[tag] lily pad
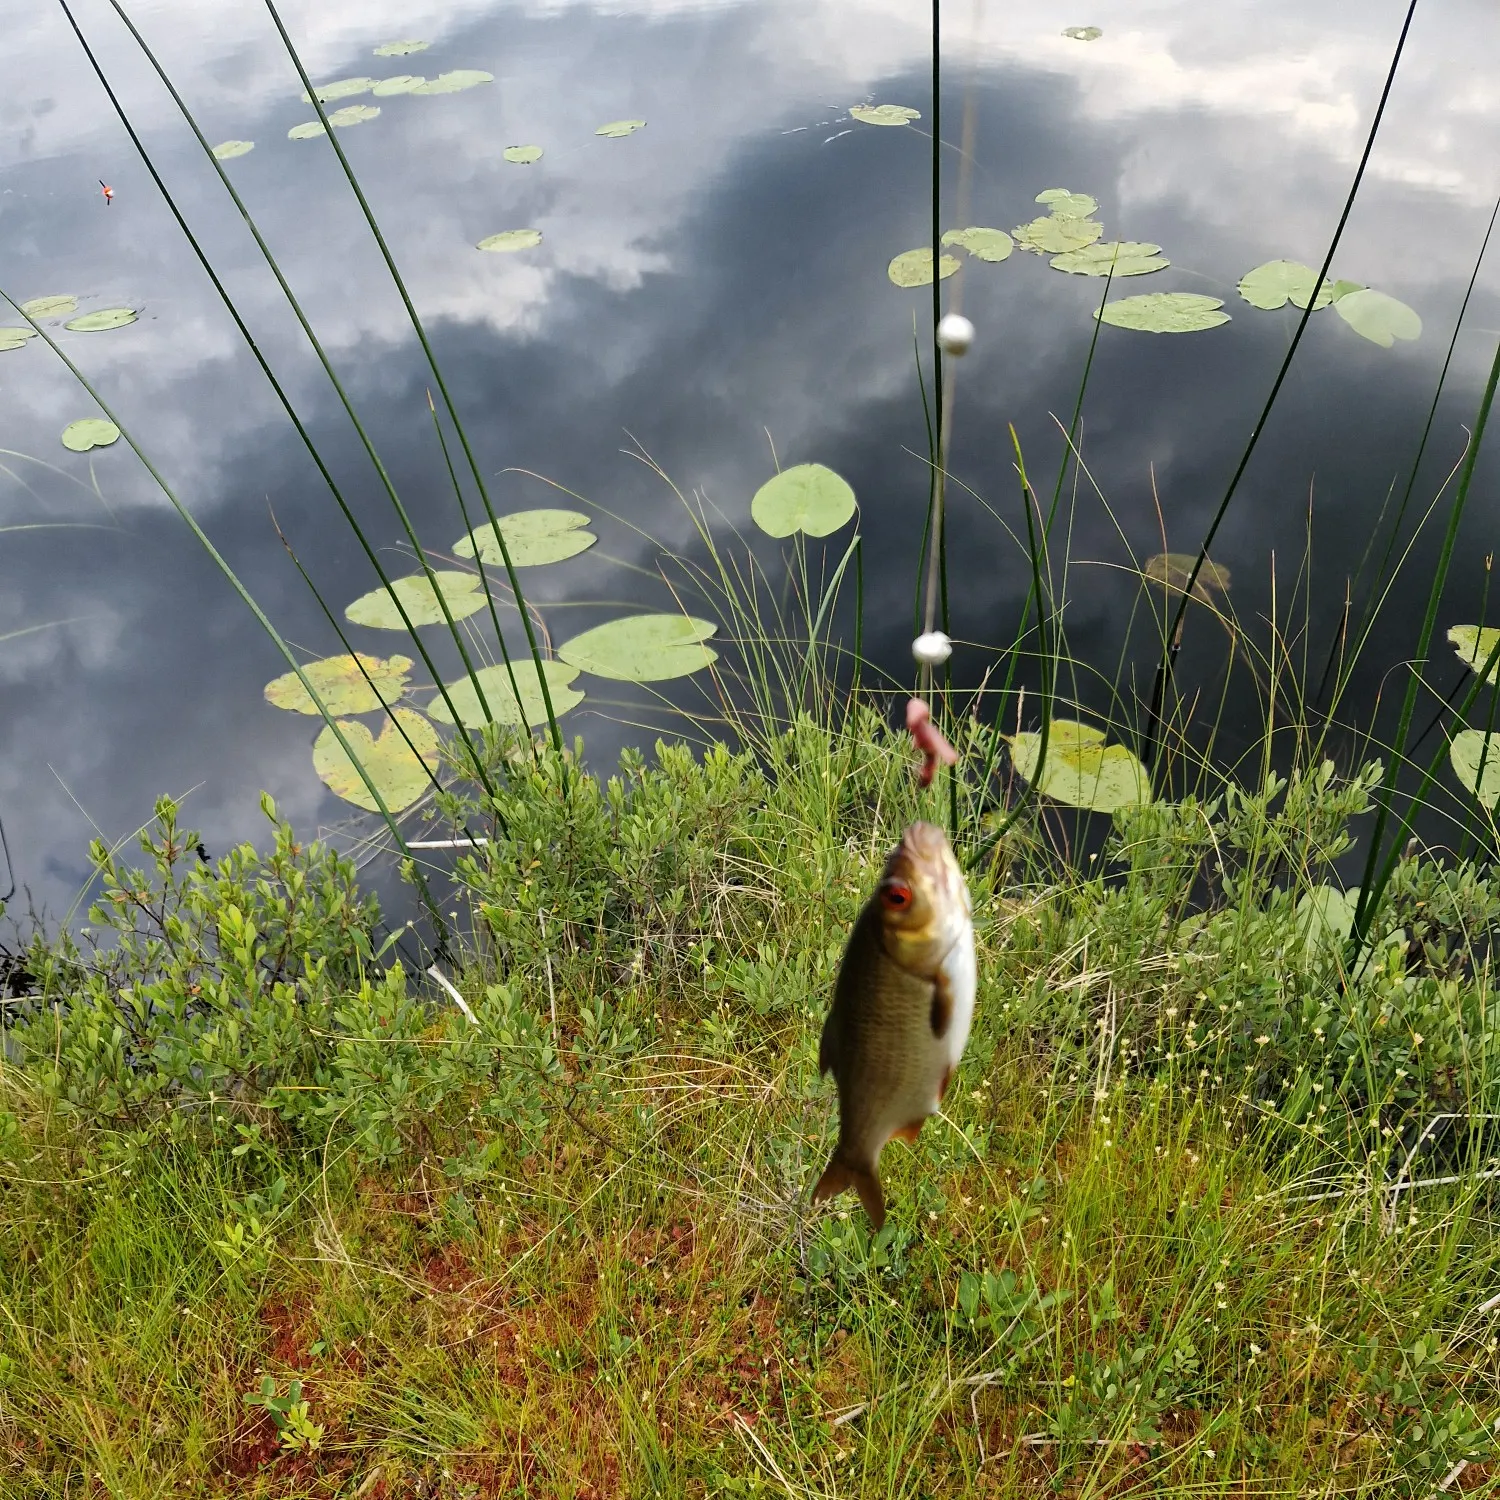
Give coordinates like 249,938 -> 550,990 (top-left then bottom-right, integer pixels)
477,229 -> 543,253
503,144 -> 544,164
1334,288 -> 1421,348
1143,553 -> 1231,603
887,248 -> 959,287
20,295 -> 77,319
425,660 -> 585,730
60,419 -> 120,453
301,77 -> 375,103
1448,624 -> 1500,685
455,509 -> 596,567
289,121 -> 328,140
1036,188 -> 1098,220
1097,292 -> 1229,333
328,104 -> 380,127
64,307 -> 138,332
372,75 -> 426,96
1062,26 -> 1102,40
313,708 -> 440,813
1297,884 -> 1359,955
560,614 -> 718,682
850,104 -> 920,126
1451,728 -> 1500,810
751,463 -> 856,538
941,227 -> 1013,263
1009,719 -> 1151,812
0,327 -> 39,351
264,652 -> 414,715
345,571 -> 488,629
212,139 -> 255,160
374,39 -> 429,56
1237,259 -> 1333,311
413,70 -> 493,94
1012,215 -> 1103,255
1051,240 -> 1168,277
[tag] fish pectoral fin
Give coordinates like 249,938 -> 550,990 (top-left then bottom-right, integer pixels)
930,972 -> 952,1039
811,1154 -> 886,1231
890,1119 -> 925,1144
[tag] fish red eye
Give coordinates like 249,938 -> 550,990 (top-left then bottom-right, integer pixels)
881,882 -> 912,911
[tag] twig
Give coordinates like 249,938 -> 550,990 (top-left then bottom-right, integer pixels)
408,837 -> 491,849
426,963 -> 478,1027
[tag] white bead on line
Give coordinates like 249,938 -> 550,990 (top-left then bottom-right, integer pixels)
935,314 -> 975,357
911,631 -> 952,666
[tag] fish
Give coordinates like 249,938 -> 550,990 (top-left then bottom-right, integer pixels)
812,820 -> 976,1230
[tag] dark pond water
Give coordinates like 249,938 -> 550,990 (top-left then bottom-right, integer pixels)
4,0 -> 1500,921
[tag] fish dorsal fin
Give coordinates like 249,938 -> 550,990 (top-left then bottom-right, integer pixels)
930,972 -> 952,1039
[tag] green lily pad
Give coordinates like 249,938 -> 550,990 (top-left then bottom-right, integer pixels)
413,70 -> 494,94
425,660 -> 585,730
1237,259 -> 1333,311
20,295 -> 77,319
595,118 -> 646,137
288,121 -> 327,140
345,571 -> 488,629
560,614 -> 718,682
372,75 -> 426,96
478,229 -> 543,253
1334,288 -> 1421,348
503,144 -> 544,164
212,139 -> 255,160
64,308 -> 137,332
374,39 -> 429,56
1062,26 -> 1102,40
887,248 -> 959,287
1448,624 -> 1500,685
1143,553 -> 1231,603
850,104 -> 920,126
328,104 -> 380,127
1009,719 -> 1151,812
1051,240 -> 1168,277
264,653 -> 414,715
1296,884 -> 1359,955
313,708 -> 440,814
1036,188 -> 1098,219
455,509 -> 596,567
751,463 -> 856,538
301,77 -> 375,103
1097,292 -> 1229,333
60,419 -> 120,453
0,327 -> 39,351
941,227 -> 1013,263
1331,279 -> 1364,300
1012,215 -> 1104,255
1451,728 -> 1500,810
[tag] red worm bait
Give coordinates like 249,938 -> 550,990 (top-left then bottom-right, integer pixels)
906,697 -> 958,788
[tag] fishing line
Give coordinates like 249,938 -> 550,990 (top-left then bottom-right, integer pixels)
0,805 -> 14,905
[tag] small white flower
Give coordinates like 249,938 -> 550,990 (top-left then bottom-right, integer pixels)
935,313 -> 975,356
912,630 -> 953,666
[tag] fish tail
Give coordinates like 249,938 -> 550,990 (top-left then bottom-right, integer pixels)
811,1151 -> 886,1231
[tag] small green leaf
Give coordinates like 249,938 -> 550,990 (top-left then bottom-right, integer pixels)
560,614 -> 718,682
64,308 -> 137,332
327,104 -> 380,127
288,121 -> 327,140
345,572 -> 487,629
0,327 -> 39,351
751,463 -> 856,538
1096,292 -> 1229,333
1035,188 -> 1098,219
372,75 -> 426,96
1451,729 -> 1500,810
20,295 -> 77,319
454,509 -> 595,567
1448,624 -> 1500,685
264,653 -> 414,715
1051,240 -> 1168,277
503,145 -> 544,164
1012,216 -> 1103,255
594,118 -> 646,137
477,229 -> 542,253
313,709 -> 439,813
374,39 -> 429,56
1009,720 -> 1151,812
413,70 -> 494,94
425,660 -> 585,729
941,227 -> 1013,263
850,104 -> 920,126
212,139 -> 255,160
1143,553 -> 1231,602
1062,26 -> 1102,40
60,419 -> 120,453
1334,288 -> 1421,348
887,248 -> 959,287
1236,259 -> 1333,311
301,77 -> 375,103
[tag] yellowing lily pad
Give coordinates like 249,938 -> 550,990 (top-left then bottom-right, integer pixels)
413,70 -> 494,94
455,509 -> 596,567
560,614 -> 718,682
60,419 -> 119,453
425,660 -> 585,729
1451,728 -> 1500,810
850,104 -> 920,125
478,229 -> 542,252
888,248 -> 959,287
1052,240 -> 1168,277
595,119 -> 646,137
264,653 -> 414,715
1448,624 -> 1500,685
1036,188 -> 1098,220
20,295 -> 77,319
64,308 -> 137,332
289,121 -> 327,140
941,227 -> 1013,262
503,145 -> 543,164
751,463 -> 856,538
328,104 -> 380,127
1334,288 -> 1421,347
1062,26 -> 1102,40
301,77 -> 375,103
372,75 -> 426,96
346,571 -> 488,629
0,327 -> 39,351
1013,215 -> 1103,255
1009,719 -> 1151,812
314,709 -> 440,813
374,39 -> 429,56
1143,553 -> 1231,603
212,139 -> 255,160
1097,292 -> 1229,333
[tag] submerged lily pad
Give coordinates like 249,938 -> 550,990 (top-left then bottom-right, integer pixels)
264,652 -> 414,715
60,419 -> 120,453
941,227 -> 1013,263
455,509 -> 596,567
289,121 -> 328,140
1237,259 -> 1333,311
314,708 -> 439,813
1451,728 -> 1500,811
752,463 -> 856,538
1013,215 -> 1103,255
560,614 -> 718,682
1334,288 -> 1421,347
301,77 -> 375,103
345,571 -> 488,629
850,104 -> 920,126
887,248 -> 959,287
595,118 -> 646,137
1036,188 -> 1098,219
1448,624 -> 1500,685
0,327 -> 39,351
372,75 -> 426,96
212,139 -> 255,160
1097,292 -> 1229,333
328,104 -> 380,127
1143,553 -> 1231,603
1051,240 -> 1168,277
425,660 -> 585,730
477,229 -> 542,253
1009,719 -> 1151,812
503,144 -> 544,164
64,308 -> 137,332
20,295 -> 77,319
1062,26 -> 1102,40
374,39 -> 429,56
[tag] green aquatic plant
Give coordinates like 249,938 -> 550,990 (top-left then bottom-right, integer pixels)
750,463 -> 856,538
594,118 -> 646,136
476,228 -> 542,252
59,418 -> 119,452
887,247 -> 958,286
1096,291 -> 1229,332
850,103 -> 920,125
63,307 -> 136,331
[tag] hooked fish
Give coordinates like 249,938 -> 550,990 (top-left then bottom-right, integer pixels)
812,820 -> 976,1229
